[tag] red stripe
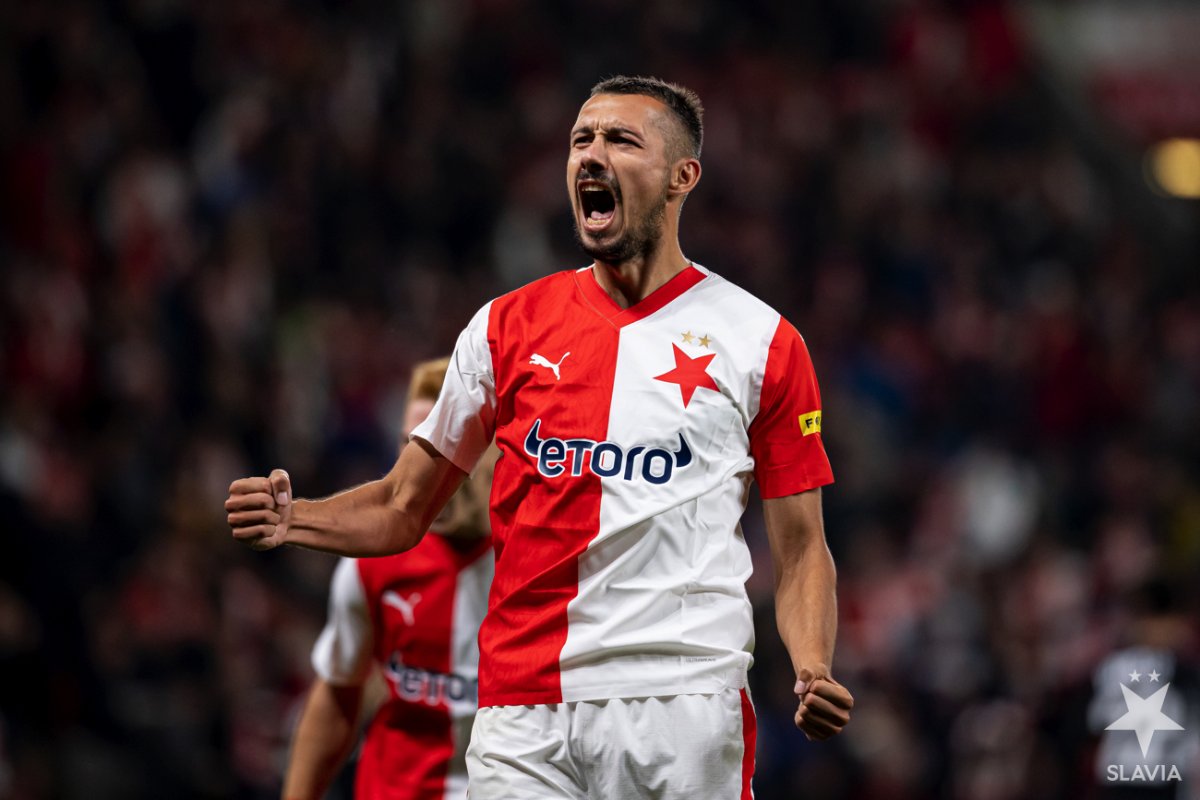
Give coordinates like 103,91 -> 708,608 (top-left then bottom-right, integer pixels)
740,689 -> 757,800
478,272 -> 618,706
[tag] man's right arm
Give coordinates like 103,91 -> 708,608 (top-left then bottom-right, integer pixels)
281,678 -> 364,800
226,437 -> 467,556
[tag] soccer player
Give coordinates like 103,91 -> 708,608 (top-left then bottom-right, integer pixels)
228,75 -> 854,798
281,358 -> 495,800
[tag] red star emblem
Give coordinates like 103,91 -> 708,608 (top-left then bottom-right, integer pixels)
654,344 -> 719,408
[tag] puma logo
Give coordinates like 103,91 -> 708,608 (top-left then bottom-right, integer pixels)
529,352 -> 570,381
382,591 -> 422,626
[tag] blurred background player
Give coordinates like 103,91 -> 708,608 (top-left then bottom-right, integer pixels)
282,358 -> 496,800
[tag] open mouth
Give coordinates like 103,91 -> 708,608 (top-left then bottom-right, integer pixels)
579,182 -> 617,230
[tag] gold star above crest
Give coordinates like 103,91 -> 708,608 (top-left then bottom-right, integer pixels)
681,331 -> 696,344
698,334 -> 712,348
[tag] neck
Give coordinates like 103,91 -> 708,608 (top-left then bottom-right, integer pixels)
592,239 -> 690,309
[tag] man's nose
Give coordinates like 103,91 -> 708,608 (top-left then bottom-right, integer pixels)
579,140 -> 608,173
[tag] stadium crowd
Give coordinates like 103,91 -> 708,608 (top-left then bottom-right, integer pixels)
1,0 -> 1196,798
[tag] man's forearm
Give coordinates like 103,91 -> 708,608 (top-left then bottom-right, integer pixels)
763,490 -> 853,739
282,439 -> 466,557
282,680 -> 363,800
762,490 -> 839,673
775,536 -> 838,673
286,478 -> 422,557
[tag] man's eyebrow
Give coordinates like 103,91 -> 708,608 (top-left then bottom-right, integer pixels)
570,124 -> 643,140
604,126 -> 642,140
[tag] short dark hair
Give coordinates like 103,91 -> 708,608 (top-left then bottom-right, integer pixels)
589,75 -> 704,159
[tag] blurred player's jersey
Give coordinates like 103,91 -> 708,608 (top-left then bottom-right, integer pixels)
312,535 -> 493,800
413,264 -> 833,707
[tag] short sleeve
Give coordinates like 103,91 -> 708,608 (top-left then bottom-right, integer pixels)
311,558 -> 374,685
749,318 -> 834,498
410,301 -> 497,474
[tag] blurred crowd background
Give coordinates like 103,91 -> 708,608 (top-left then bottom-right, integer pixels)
1,0 -> 1198,798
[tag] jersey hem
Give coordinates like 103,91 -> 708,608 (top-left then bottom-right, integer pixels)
479,681 -> 751,709
316,671 -> 370,688
479,663 -> 751,708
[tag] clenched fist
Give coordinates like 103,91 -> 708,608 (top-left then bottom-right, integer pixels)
793,663 -> 854,741
226,468 -> 293,551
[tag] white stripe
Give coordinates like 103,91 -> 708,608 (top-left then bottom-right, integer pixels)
559,271 -> 781,702
411,301 -> 497,474
310,558 -> 373,685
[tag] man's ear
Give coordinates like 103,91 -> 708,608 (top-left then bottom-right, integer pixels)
669,157 -> 702,197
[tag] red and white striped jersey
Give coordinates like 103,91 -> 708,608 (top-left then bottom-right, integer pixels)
412,263 -> 832,707
311,534 -> 493,800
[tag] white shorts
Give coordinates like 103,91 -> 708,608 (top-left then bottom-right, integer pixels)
465,689 -> 756,799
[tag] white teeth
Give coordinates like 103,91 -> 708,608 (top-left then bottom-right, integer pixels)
581,186 -> 606,193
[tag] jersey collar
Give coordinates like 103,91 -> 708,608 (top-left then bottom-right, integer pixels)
574,263 -> 707,329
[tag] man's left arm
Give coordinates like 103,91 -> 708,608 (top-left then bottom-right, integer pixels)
762,487 -> 853,740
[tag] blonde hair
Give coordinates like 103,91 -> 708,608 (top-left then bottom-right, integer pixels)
407,357 -> 451,404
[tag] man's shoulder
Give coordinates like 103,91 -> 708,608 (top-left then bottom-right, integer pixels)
688,265 -> 785,327
478,268 -> 586,327
495,268 -> 581,303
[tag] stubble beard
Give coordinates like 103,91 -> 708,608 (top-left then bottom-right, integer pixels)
574,187 -> 669,266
